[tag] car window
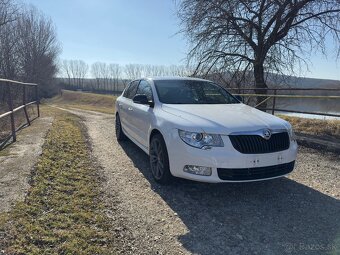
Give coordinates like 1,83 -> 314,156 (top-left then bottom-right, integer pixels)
136,80 -> 153,101
122,83 -> 132,98
125,80 -> 139,99
154,80 -> 239,104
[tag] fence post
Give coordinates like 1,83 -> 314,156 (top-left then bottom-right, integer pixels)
7,82 -> 16,142
23,84 -> 31,126
272,89 -> 277,115
35,84 -> 40,117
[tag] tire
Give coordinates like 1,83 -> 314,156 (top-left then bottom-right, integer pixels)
115,114 -> 127,141
149,133 -> 173,184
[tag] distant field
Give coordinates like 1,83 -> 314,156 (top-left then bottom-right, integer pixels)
49,90 -> 116,114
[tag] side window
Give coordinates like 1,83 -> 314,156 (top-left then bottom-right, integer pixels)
125,80 -> 139,99
136,80 -> 153,101
122,83 -> 132,98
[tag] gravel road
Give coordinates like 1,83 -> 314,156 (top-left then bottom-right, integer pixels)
63,108 -> 340,255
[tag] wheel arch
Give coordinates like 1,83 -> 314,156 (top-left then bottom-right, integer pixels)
149,128 -> 163,145
149,127 -> 171,151
148,127 -> 173,183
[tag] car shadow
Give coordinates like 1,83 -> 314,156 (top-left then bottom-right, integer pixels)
118,139 -> 340,255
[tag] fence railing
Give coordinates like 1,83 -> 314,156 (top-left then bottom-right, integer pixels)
0,79 -> 39,148
228,87 -> 340,118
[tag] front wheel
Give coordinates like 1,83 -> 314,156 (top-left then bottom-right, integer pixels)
149,134 -> 173,184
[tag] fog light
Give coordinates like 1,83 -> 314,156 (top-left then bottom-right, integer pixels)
183,165 -> 212,176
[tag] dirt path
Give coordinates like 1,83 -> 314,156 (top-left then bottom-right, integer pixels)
61,108 -> 340,255
0,117 -> 53,213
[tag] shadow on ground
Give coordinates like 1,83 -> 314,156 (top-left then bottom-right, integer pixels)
119,139 -> 340,255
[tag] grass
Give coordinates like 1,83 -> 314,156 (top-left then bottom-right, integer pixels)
0,109 -> 115,254
279,115 -> 340,139
49,90 -> 116,114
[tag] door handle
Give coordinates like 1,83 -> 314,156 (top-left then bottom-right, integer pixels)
118,103 -> 123,108
128,107 -> 133,111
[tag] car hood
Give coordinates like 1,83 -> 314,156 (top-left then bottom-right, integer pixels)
161,103 -> 289,135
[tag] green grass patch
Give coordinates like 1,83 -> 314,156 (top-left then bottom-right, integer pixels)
49,90 -> 116,114
0,111 -> 115,254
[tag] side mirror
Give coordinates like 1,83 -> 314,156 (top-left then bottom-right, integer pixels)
133,94 -> 154,107
234,95 -> 243,102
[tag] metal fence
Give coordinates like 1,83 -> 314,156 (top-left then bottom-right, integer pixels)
0,79 -> 39,148
228,87 -> 340,118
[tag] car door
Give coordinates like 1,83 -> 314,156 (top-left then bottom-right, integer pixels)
129,80 -> 154,149
118,80 -> 139,138
117,82 -> 131,129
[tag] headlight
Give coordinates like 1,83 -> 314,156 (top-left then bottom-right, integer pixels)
178,130 -> 224,149
288,127 -> 296,141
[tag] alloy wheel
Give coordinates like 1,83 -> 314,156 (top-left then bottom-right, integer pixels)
150,139 -> 165,180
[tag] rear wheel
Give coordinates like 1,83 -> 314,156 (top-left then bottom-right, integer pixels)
149,134 -> 172,184
115,114 -> 127,141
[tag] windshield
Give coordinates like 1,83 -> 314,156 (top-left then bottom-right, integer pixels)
154,80 -> 240,104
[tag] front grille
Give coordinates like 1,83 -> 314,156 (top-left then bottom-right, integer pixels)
229,132 -> 290,154
217,161 -> 295,181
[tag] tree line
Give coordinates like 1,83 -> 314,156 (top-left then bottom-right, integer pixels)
59,60 -> 195,92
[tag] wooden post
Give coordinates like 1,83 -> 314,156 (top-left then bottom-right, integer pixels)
272,89 -> 277,115
35,85 -> 40,117
23,84 -> 31,126
7,82 -> 16,142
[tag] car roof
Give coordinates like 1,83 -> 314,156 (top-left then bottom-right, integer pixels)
145,76 -> 213,83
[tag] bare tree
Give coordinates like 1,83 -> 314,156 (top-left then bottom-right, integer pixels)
91,62 -> 110,90
108,63 -> 121,92
0,2 -> 61,97
0,0 -> 19,79
60,59 -> 72,87
0,0 -> 17,27
15,6 -> 60,96
167,64 -> 194,77
0,17 -> 18,79
89,62 -> 122,92
67,60 -> 88,89
124,64 -> 144,80
91,62 -> 102,90
0,4 -> 60,96
178,0 -> 340,106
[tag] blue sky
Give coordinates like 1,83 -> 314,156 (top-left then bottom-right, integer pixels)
23,0 -> 340,80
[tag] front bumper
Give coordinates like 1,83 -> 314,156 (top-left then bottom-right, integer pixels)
166,131 -> 298,183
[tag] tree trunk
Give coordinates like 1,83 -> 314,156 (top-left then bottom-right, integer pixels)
253,62 -> 268,110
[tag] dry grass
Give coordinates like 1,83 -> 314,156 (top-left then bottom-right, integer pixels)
0,109 -> 115,254
49,90 -> 116,114
279,115 -> 340,139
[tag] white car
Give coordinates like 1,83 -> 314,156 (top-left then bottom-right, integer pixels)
115,77 -> 298,184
